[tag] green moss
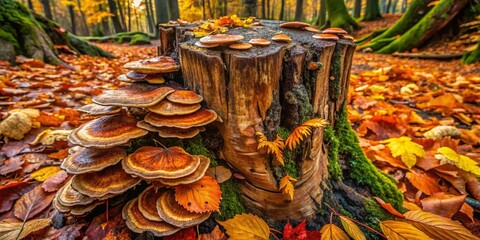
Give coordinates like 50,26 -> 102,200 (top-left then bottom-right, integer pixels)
277,127 -> 298,178
184,136 -> 217,167
335,108 -> 403,209
329,47 -> 343,101
362,198 -> 392,232
323,126 -> 342,180
130,34 -> 151,45
213,179 -> 245,220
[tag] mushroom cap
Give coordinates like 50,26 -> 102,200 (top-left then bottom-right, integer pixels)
53,195 -> 104,215
322,27 -> 348,35
138,186 -> 164,221
145,75 -> 165,84
93,83 -> 175,107
126,71 -> 148,81
144,109 -> 217,129
199,34 -> 244,45
123,198 -> 180,237
279,21 -> 310,28
312,33 -> 339,40
339,34 -> 354,40
67,113 -> 148,149
122,146 -> 200,179
71,163 -> 141,198
156,190 -> 211,228
272,34 -> 292,42
166,90 -> 203,104
77,103 -> 121,116
117,74 -> 131,82
248,38 -> 271,46
122,56 -> 180,74
229,43 -> 253,50
195,41 -> 219,48
137,121 -> 204,139
159,155 -> 210,186
304,26 -> 321,33
148,100 -> 201,116
61,147 -> 126,174
56,179 -> 94,207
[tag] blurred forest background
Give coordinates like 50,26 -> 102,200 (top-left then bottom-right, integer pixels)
19,0 -> 409,36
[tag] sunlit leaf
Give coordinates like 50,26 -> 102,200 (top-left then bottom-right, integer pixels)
256,132 -> 285,165
339,216 -> 366,240
380,220 -> 432,240
279,174 -> 297,201
174,176 -> 222,213
437,147 -> 480,176
30,166 -> 61,182
0,218 -> 50,240
384,137 -> 426,169
218,213 -> 270,240
320,223 -> 349,240
285,118 -> 328,150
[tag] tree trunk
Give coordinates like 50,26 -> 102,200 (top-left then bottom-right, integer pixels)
401,0 -> 407,12
170,21 -> 402,223
168,0 -> 180,20
107,0 -> 124,33
76,0 -> 90,36
262,0 -> 266,19
244,0 -> 257,17
385,0 -> 392,13
50,0 -> 56,21
294,0 -> 303,21
145,0 -> 155,33
317,0 -> 326,26
377,0 -> 469,53
326,0 -> 360,32
40,0 -> 53,20
391,0 -> 399,13
127,1 -> 131,31
353,0 -> 361,18
99,4 -> 111,35
0,0 -> 112,66
155,0 -> 169,27
68,5 -> 76,34
27,0 -> 34,11
116,0 -> 127,31
279,0 -> 285,20
364,0 -> 382,21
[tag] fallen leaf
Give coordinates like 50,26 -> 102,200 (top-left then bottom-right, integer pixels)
279,174 -> 297,201
163,227 -> 196,240
0,181 -> 35,213
403,201 -> 422,211
405,210 -> 480,240
205,166 -> 232,184
437,147 -> 480,176
48,224 -> 83,240
424,126 -> 461,140
380,220 -> 432,240
373,197 -> 405,219
384,137 -> 426,169
0,156 -> 25,175
420,193 -> 466,218
198,225 -> 227,240
339,216 -> 366,240
0,218 -> 50,240
30,166 -> 61,181
319,223 -> 349,240
31,129 -> 72,145
405,168 -> 443,195
218,213 -> 270,240
174,176 -> 222,213
42,170 -> 69,192
283,220 -> 307,240
0,112 -> 33,140
13,185 -> 55,220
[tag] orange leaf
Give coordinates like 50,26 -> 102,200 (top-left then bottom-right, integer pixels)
285,118 -> 328,150
373,197 -> 405,219
379,220 -> 432,240
256,132 -> 285,165
198,225 -> 227,240
319,223 -> 349,240
174,176 -> 222,213
420,193 -> 466,218
164,227 -> 197,240
218,213 -> 270,240
405,168 -> 443,195
279,174 -> 297,201
13,185 -> 55,220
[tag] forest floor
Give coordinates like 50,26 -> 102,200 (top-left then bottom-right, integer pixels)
1,17 -> 480,238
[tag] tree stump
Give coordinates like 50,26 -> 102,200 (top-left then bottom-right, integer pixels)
162,21 -> 401,225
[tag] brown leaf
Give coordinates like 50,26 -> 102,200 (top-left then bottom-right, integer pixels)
319,223 -> 349,240
198,225 -> 227,240
42,170 -> 69,192
0,156 -> 25,175
0,218 -> 50,240
405,168 -> 443,195
0,181 -> 35,213
218,213 -> 270,240
13,185 -> 55,220
421,193 -> 466,218
48,224 -> 83,240
205,166 -> 232,184
373,197 -> 405,219
380,220 -> 432,240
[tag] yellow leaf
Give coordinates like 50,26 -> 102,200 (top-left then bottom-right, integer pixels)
0,218 -> 50,240
218,213 -> 270,240
256,132 -> 285,165
427,1 -> 440,7
405,210 -> 480,240
437,147 -> 480,176
384,137 -> 425,169
380,220 -> 432,240
320,223 -> 349,240
31,129 -> 72,145
279,174 -> 297,201
285,118 -> 329,150
30,166 -> 61,182
339,216 -> 366,240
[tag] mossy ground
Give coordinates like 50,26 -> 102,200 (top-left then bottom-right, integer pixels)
213,179 -> 246,221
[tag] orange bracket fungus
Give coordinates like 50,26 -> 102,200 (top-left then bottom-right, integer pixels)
61,147 -> 126,174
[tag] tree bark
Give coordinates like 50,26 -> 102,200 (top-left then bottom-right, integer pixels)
364,0 -> 382,21
145,0 -> 155,33
155,0 -> 169,27
294,0 -> 303,21
326,0 -> 360,32
317,0 -> 326,26
40,0 -> 53,20
76,0 -> 90,36
244,0 -> 257,17
353,0 -> 361,18
107,0 -> 124,33
116,0 -> 127,31
68,5 -> 76,34
27,0 -> 34,11
168,0 -> 180,20
279,0 -> 285,20
173,21 -> 402,222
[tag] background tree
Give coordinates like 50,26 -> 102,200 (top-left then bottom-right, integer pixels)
107,0 -> 124,33
325,0 -> 359,32
40,0 -> 53,19
364,0 -> 381,21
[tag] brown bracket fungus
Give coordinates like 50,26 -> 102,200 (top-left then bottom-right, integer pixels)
92,83 -> 175,107
122,146 -> 200,179
322,27 -> 348,35
229,43 -> 253,50
138,186 -> 164,221
137,121 -> 205,139
77,103 -> 121,116
71,164 -> 141,198
122,56 -> 180,74
56,179 -> 95,207
199,34 -> 244,45
248,38 -> 271,46
61,147 -> 126,174
67,113 -> 148,149
279,21 -> 310,29
123,198 -> 180,237
272,34 -> 292,42
144,109 -> 217,129
166,90 -> 204,105
159,155 -> 210,186
312,33 -> 340,41
148,100 -> 201,116
156,190 -> 211,228
194,41 -> 219,48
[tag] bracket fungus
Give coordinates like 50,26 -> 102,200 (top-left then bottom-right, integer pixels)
159,155 -> 210,186
138,186 -> 164,221
122,56 -> 180,74
279,21 -> 310,29
61,147 -> 126,174
156,190 -> 211,228
77,103 -> 121,116
312,33 -> 340,41
123,199 -> 181,237
248,38 -> 271,46
67,113 -> 148,149
144,109 -> 217,129
166,90 -> 204,105
148,100 -> 201,116
229,43 -> 253,50
122,146 -> 200,179
272,34 -> 292,42
92,83 -> 175,107
322,27 -> 348,35
195,41 -> 219,48
71,164 -> 141,198
53,179 -> 106,216
199,34 -> 244,45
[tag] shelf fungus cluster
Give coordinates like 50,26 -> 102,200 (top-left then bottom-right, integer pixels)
55,56 -> 222,237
